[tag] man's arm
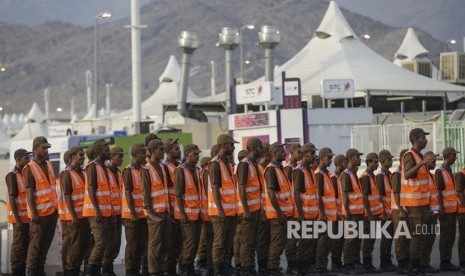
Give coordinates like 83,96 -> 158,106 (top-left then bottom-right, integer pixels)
175,167 -> 187,223
123,168 -> 137,221
209,162 -> 225,218
86,164 -> 102,221
404,152 -> 434,179
316,172 -> 326,220
62,171 -> 78,223
435,170 -> 446,213
24,166 -> 39,223
341,172 -> 352,220
293,169 -> 305,220
6,173 -> 22,224
361,175 -> 373,218
455,172 -> 465,208
237,162 -> 250,218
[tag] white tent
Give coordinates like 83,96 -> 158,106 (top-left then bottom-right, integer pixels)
267,1 -> 465,102
393,27 -> 439,79
26,102 -> 46,123
114,55 -> 198,118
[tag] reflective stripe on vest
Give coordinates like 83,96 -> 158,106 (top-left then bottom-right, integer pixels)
361,171 -> 383,217
107,168 -> 122,215
263,163 -> 294,219
315,167 -> 337,221
58,168 -> 85,220
199,168 -> 210,221
121,165 -> 145,219
207,156 -> 237,216
439,167 -> 458,213
162,160 -> 178,204
6,169 -> 29,223
174,164 -> 201,220
380,172 -> 392,217
400,150 -> 430,206
343,169 -> 364,215
25,160 -> 57,217
145,162 -> 170,214
82,161 -> 112,217
295,165 -> 318,219
236,158 -> 262,214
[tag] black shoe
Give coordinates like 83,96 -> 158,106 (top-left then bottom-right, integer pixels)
380,261 -> 397,272
331,258 -> 344,273
440,261 -> 461,271
285,261 -> 298,275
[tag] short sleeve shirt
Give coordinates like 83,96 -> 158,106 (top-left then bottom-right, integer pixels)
5,169 -> 19,197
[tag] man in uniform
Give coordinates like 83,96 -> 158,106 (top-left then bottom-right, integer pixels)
454,153 -> 465,273
341,148 -> 364,274
196,156 -> 214,274
175,144 -> 202,275
401,128 -> 435,275
59,147 -> 90,276
122,144 -> 148,276
256,144 -> 271,275
435,147 -> 461,271
283,144 -> 301,274
375,150 -> 397,272
233,149 -> 248,273
292,143 -> 318,274
24,136 -> 58,276
360,152 -> 382,273
162,138 -> 182,275
235,138 -> 263,275
6,149 -> 31,276
82,139 -> 112,276
315,147 -> 338,274
330,154 -> 347,273
421,151 -> 440,273
391,149 -> 410,274
208,134 -> 238,275
103,147 -> 125,276
263,142 -> 294,276
142,139 -> 171,276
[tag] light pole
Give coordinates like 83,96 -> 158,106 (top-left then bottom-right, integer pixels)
94,11 -> 112,118
0,66 -> 5,108
444,39 -> 456,52
239,24 -> 255,84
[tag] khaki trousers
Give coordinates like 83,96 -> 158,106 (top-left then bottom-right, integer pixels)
27,212 -> 58,268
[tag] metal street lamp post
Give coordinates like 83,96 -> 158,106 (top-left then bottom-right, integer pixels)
94,12 -> 112,118
239,24 -> 255,83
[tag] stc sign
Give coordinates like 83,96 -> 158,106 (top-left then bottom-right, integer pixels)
320,79 -> 355,99
236,81 -> 272,104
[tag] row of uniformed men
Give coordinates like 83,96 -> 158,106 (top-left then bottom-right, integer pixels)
6,130 -> 465,276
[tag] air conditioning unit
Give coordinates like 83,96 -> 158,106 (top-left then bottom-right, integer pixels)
401,60 -> 432,78
440,52 -> 465,83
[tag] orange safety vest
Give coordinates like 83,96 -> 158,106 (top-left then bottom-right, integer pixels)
331,172 -> 343,217
400,150 -> 430,206
82,161 -> 112,217
438,166 -> 458,214
457,169 -> 465,213
200,168 -> 210,221
390,168 -> 401,210
259,164 -> 267,210
174,164 -> 201,221
107,168 -> 122,216
263,163 -> 294,219
361,171 -> 383,217
428,172 -> 439,213
285,162 -> 299,184
294,164 -> 318,219
236,158 -> 262,214
122,164 -> 145,219
315,167 -> 337,221
57,167 -> 85,220
6,168 -> 29,224
342,169 -> 364,215
161,160 -> 178,206
145,161 -> 170,214
24,160 -> 57,217
207,156 -> 237,216
379,170 -> 392,218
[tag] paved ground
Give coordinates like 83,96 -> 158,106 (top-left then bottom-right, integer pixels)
3,232 -> 464,276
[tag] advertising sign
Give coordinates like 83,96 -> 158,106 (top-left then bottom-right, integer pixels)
320,79 -> 354,99
236,81 -> 272,104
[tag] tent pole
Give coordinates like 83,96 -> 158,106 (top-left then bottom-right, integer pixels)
442,96 -> 447,111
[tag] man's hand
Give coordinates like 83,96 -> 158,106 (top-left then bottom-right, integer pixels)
278,211 -> 286,224
242,210 -> 250,220
319,213 -> 327,222
131,212 -> 138,222
180,212 -> 188,224
31,213 -> 40,224
148,213 -> 162,223
399,208 -> 408,220
96,210 -> 103,223
72,217 -> 79,226
218,208 -> 225,221
422,155 -> 435,165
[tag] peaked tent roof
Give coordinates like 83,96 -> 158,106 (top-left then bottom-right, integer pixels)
393,27 -> 439,79
266,1 -> 465,102
394,27 -> 429,60
114,55 -> 198,118
26,102 -> 46,123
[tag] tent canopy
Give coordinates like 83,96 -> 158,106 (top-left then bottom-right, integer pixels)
114,55 -> 198,118
269,1 -> 465,102
395,27 -> 429,60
